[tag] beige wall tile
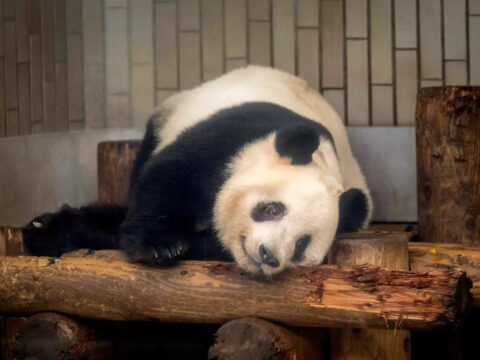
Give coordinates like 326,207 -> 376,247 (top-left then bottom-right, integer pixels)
420,79 -> 443,87
248,0 -> 269,21
394,0 -> 417,48
297,28 -> 319,90
105,7 -> 129,93
155,2 -> 178,88
323,89 -> 345,122
156,90 -> 177,105
107,94 -> 131,128
470,16 -> 480,85
225,0 -> 247,58
201,0 -> 224,81
179,32 -> 201,89
395,50 -> 417,126
83,0 -> 104,64
84,64 -> 106,129
346,0 -> 367,38
4,21 -> 18,110
445,61 -> 468,85
444,0 -> 466,60
226,58 -> 247,72
470,0 -> 480,14
132,64 -> 155,128
131,0 -> 154,64
272,0 -> 295,74
6,110 -> 19,137
106,0 -> 126,7
249,22 -> 271,66
347,40 -> 369,126
179,0 -> 200,30
297,0 -> 318,27
321,0 -> 344,87
419,0 -> 442,79
370,0 -> 392,84
372,85 -> 394,126
67,33 -> 85,123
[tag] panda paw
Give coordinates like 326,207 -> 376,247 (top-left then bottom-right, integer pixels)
121,236 -> 188,266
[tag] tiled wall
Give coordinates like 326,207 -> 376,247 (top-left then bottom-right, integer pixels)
0,0 -> 479,138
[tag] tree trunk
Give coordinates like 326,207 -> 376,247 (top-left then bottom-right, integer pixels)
208,318 -> 326,360
416,87 -> 480,245
329,232 -> 411,360
0,251 -> 471,330
97,140 -> 140,205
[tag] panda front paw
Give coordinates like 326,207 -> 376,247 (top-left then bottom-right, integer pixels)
121,235 -> 189,266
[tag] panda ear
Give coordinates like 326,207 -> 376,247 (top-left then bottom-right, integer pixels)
337,188 -> 369,233
274,123 -> 320,165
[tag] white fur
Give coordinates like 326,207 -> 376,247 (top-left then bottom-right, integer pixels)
152,65 -> 373,275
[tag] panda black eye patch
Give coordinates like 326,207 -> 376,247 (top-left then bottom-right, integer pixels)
251,202 -> 286,222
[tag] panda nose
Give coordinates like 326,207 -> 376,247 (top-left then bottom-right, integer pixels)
259,245 -> 280,268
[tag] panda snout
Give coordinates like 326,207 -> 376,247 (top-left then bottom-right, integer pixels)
258,244 -> 280,268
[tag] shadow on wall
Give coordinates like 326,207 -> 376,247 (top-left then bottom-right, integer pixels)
0,129 -> 142,227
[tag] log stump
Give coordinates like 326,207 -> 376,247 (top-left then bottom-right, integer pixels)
329,233 -> 411,360
208,318 -> 326,360
416,87 -> 480,245
97,140 -> 140,204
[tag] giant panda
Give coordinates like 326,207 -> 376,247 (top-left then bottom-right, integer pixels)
22,66 -> 372,276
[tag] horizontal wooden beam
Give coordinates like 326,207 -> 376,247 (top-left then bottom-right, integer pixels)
0,250 -> 471,330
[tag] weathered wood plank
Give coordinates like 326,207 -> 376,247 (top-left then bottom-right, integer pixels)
0,252 -> 470,330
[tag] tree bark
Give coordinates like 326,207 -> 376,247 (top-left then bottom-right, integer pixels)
329,232 -> 411,360
0,251 -> 471,330
416,87 -> 480,245
208,318 -> 326,360
97,140 -> 140,205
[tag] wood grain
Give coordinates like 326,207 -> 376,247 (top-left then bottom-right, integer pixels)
97,141 -> 141,205
330,233 -> 410,360
0,251 -> 471,330
416,87 -> 480,246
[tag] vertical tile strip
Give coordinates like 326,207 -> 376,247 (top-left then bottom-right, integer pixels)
297,29 -> 319,90
321,0 -> 344,88
370,0 -> 392,84
396,50 -> 417,125
179,0 -> 200,30
54,0 -> 68,132
66,0 -> 85,129
4,19 -> 19,136
42,0 -> 57,133
131,0 -> 154,127
272,0 -> 295,74
17,0 -> 31,135
83,0 -> 105,129
179,32 -> 201,89
225,0 -> 247,59
201,0 -> 224,81
0,0 -> 4,137
419,0 -> 442,79
248,21 -> 271,66
347,39 -> 369,126
394,0 -> 417,48
443,0 -> 466,60
346,0 -> 368,38
470,16 -> 480,85
29,0 -> 44,133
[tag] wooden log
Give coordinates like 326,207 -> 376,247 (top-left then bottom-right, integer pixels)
0,227 -> 25,256
4,312 -> 112,360
409,242 -> 480,308
416,87 -> 480,246
330,233 -> 411,360
208,317 -> 326,360
97,140 -> 140,204
0,251 -> 471,330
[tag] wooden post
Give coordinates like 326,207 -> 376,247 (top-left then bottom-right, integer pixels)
208,318 -> 326,360
97,140 -> 140,204
329,233 -> 411,360
4,312 -> 112,360
416,87 -> 480,245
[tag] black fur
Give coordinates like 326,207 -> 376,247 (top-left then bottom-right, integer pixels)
22,204 -> 127,257
275,123 -> 321,165
337,188 -> 369,233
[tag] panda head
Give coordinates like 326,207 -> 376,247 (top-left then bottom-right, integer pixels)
214,123 -> 368,276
